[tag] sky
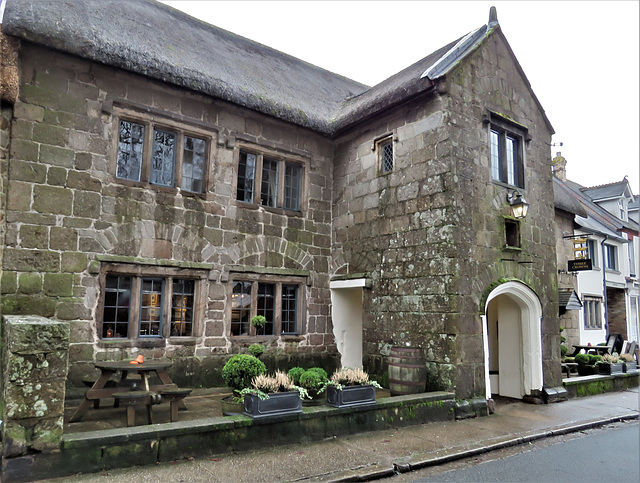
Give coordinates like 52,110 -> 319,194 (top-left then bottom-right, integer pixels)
163,1 -> 639,194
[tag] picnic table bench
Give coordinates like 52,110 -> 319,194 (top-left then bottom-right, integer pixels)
70,361 -> 188,424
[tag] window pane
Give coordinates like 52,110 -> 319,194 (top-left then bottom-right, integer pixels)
281,284 -> 298,334
381,140 -> 393,173
103,275 -> 131,338
171,279 -> 195,336
237,151 -> 256,203
257,283 -> 275,335
182,136 -> 206,193
117,120 -> 144,181
490,130 -> 500,181
284,163 -> 301,211
506,136 -> 516,186
231,281 -> 252,336
261,158 -> 279,207
150,129 -> 176,187
140,278 -> 163,337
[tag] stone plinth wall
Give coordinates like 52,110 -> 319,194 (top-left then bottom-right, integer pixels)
1,315 -> 70,458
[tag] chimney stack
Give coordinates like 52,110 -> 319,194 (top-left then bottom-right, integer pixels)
552,152 -> 567,181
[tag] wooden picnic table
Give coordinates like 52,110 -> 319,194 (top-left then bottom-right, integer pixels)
69,361 -> 178,422
570,344 -> 611,357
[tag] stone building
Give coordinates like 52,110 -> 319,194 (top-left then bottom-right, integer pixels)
1,0 -> 562,401
553,156 -> 640,350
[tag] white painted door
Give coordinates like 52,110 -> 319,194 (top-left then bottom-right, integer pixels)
330,287 -> 363,368
497,295 -> 523,399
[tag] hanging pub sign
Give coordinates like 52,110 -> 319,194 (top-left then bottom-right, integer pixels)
568,258 -> 592,271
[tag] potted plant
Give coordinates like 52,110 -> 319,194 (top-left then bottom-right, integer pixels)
221,354 -> 267,415
299,367 -> 328,405
597,353 -> 623,375
321,367 -> 381,408
241,371 -> 308,419
618,353 -> 637,373
575,353 -> 596,376
251,315 -> 267,334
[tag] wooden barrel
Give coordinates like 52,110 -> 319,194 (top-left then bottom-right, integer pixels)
388,347 -> 427,396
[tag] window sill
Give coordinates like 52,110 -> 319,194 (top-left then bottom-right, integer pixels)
502,245 -> 522,252
99,338 -> 167,349
168,337 -> 197,345
112,176 -> 208,199
282,335 -> 303,342
235,201 -> 303,217
605,269 -> 621,275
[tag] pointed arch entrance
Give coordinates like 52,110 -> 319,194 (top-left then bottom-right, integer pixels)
481,281 -> 543,400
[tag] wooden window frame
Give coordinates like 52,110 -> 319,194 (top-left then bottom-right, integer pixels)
228,274 -> 305,338
98,264 -> 207,346
488,115 -> 527,189
111,108 -> 215,196
234,145 -> 307,214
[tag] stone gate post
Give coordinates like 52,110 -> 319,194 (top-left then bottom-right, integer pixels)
1,315 -> 70,458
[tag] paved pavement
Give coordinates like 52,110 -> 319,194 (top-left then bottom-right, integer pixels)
47,388 -> 639,483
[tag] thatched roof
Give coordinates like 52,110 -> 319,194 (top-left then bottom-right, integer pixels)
2,0 -> 491,135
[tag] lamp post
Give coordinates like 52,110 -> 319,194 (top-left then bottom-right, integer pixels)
507,190 -> 529,219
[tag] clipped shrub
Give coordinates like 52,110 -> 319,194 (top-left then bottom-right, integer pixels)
222,354 -> 267,395
561,345 -> 568,357
248,343 -> 265,358
574,353 -> 589,365
299,370 -> 327,393
287,367 -> 305,386
306,367 -> 328,380
588,354 -> 602,365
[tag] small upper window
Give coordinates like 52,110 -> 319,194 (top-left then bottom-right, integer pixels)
116,118 -> 209,194
236,149 -> 304,212
378,137 -> 394,174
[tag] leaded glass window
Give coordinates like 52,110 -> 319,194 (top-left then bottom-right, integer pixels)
103,275 -> 131,338
117,120 -> 145,181
284,163 -> 301,211
260,157 -> 279,207
150,129 -> 176,187
231,281 -> 252,336
171,279 -> 194,336
139,278 -> 163,337
237,152 -> 256,203
182,136 -> 206,193
257,283 -> 275,335
380,139 -> 394,173
281,285 -> 298,334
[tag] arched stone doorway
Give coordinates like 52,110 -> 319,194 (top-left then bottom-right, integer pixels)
481,281 -> 543,400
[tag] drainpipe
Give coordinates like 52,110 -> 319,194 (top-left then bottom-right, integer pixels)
601,235 -> 609,338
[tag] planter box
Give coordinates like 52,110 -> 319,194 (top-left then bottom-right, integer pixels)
598,362 -> 624,375
221,396 -> 244,416
243,391 -> 302,419
326,384 -> 376,409
577,364 -> 597,376
623,362 -> 638,373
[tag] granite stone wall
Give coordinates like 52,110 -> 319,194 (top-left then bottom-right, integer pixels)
1,43 -> 337,391
332,31 -> 560,398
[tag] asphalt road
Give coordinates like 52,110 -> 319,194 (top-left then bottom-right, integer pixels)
407,421 -> 639,482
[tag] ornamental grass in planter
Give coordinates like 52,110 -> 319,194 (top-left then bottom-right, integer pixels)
597,353 -> 624,375
241,371 -> 308,419
619,353 -> 638,373
322,367 -> 381,409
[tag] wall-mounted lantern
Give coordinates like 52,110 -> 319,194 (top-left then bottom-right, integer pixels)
507,190 -> 529,219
